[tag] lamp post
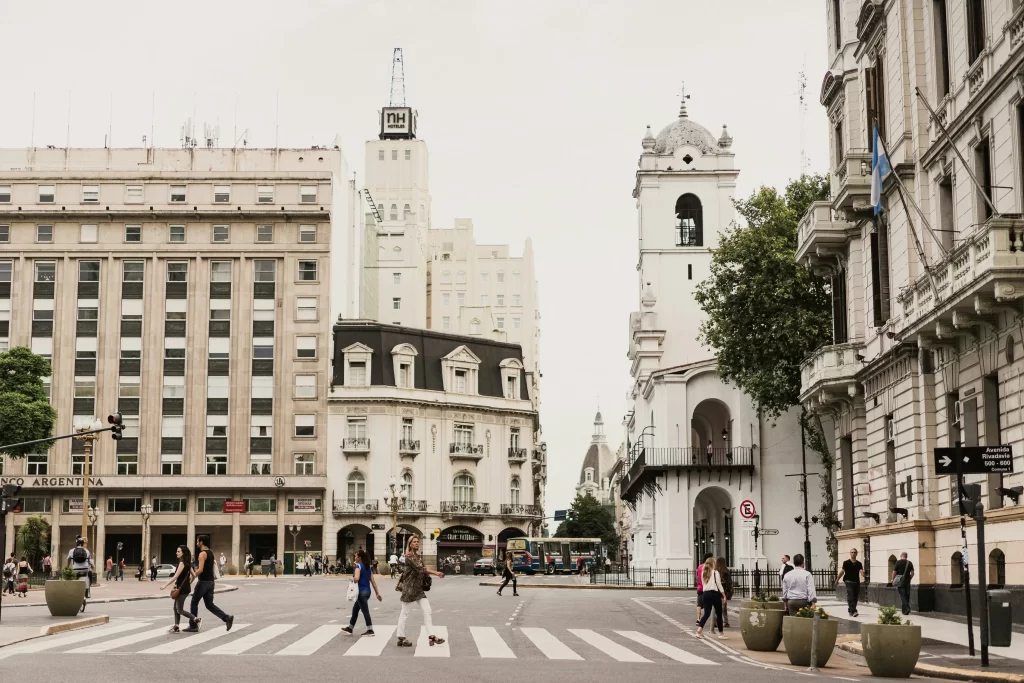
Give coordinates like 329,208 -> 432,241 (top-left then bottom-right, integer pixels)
289,524 -> 301,575
87,505 -> 99,563
74,418 -> 103,543
140,504 -> 152,577
383,476 -> 408,558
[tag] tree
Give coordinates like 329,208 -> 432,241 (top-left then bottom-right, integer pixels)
693,174 -> 842,568
0,346 -> 56,458
553,494 -> 619,551
16,516 -> 51,570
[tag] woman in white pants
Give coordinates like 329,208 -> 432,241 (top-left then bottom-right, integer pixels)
395,536 -> 445,647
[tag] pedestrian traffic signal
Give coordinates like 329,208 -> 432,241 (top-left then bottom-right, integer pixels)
108,412 -> 124,440
0,483 -> 22,513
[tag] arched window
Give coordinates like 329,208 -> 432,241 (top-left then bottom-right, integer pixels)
675,193 -> 703,247
441,270 -> 451,284
887,555 -> 898,585
470,318 -> 480,335
347,471 -> 365,503
390,204 -> 398,221
454,474 -> 475,503
401,471 -> 414,501
989,549 -> 1006,588
951,551 -> 963,587
510,476 -> 521,505
456,271 -> 466,284
586,469 -> 593,483
393,246 -> 402,254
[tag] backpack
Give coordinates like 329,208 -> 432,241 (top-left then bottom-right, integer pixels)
72,546 -> 88,564
2,563 -> 12,578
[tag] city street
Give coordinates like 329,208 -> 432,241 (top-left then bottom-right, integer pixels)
0,577 -> 854,681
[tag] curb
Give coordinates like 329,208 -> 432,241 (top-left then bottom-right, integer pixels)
476,581 -> 680,590
42,615 -> 109,636
1,583 -> 238,609
837,641 -> 1024,683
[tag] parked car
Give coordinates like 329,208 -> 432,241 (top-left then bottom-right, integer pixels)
154,564 -> 176,579
473,558 -> 497,576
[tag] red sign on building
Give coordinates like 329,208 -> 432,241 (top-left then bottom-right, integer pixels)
223,501 -> 247,513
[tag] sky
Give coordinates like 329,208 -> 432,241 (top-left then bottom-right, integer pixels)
0,0 -> 829,518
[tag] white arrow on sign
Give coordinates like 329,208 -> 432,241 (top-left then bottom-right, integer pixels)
963,456 -> 971,463
939,455 -> 952,467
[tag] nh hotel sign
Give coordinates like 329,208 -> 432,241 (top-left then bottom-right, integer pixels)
380,106 -> 417,139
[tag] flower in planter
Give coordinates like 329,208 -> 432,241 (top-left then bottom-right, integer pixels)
58,566 -> 78,581
877,605 -> 913,626
793,605 -> 829,619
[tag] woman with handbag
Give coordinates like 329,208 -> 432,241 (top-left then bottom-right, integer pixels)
395,536 -> 445,648
161,545 -> 196,633
343,549 -> 381,636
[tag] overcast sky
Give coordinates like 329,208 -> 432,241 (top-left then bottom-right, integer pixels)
0,0 -> 828,520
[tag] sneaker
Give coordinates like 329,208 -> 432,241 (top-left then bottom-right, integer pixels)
852,611 -> 859,618
718,634 -> 729,640
182,626 -> 199,633
225,615 -> 234,632
168,626 -> 180,633
496,590 -> 502,596
363,629 -> 375,637
342,626 -> 354,635
513,593 -> 519,597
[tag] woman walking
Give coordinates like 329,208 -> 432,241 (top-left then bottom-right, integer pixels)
343,549 -> 382,636
395,536 -> 446,647
696,556 -> 728,639
160,545 -> 196,633
716,556 -> 732,628
16,556 -> 33,597
497,553 -> 518,597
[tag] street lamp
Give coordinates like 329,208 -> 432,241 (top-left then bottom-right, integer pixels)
383,476 -> 409,557
74,418 -> 103,543
87,506 -> 99,563
289,524 -> 302,574
140,504 -> 152,577
646,532 -> 653,546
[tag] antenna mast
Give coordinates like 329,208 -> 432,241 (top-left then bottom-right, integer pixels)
797,69 -> 808,176
389,48 -> 406,106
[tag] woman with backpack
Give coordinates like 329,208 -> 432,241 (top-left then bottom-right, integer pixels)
160,545 -> 196,633
3,558 -> 16,595
395,536 -> 445,648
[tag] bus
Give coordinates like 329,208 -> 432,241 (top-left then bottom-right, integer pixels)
505,537 -> 601,575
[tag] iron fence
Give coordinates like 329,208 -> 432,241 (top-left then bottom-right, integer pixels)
590,564 -> 837,593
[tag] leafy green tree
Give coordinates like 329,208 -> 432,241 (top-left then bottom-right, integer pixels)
693,174 -> 842,568
16,516 -> 51,570
553,494 -> 619,551
0,347 -> 56,458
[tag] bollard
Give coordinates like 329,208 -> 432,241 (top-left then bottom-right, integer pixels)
808,609 -> 820,672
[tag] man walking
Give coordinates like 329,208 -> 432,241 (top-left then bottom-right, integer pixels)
219,552 -> 227,578
782,554 -> 817,614
150,555 -> 158,581
185,534 -> 234,633
245,553 -> 253,577
269,553 -> 278,577
835,548 -> 865,617
497,553 -> 519,596
66,538 -> 93,599
891,552 -> 915,615
105,556 -> 113,582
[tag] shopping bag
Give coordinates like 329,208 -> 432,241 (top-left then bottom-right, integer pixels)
346,580 -> 358,602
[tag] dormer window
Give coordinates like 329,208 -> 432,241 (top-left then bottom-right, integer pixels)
500,358 -> 524,400
454,369 -> 467,393
441,345 -> 481,395
349,362 -> 366,385
342,342 -> 374,387
391,343 -> 418,389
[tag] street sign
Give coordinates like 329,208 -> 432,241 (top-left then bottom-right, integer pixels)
553,509 -> 567,522
740,519 -> 755,528
740,500 -> 757,519
433,527 -> 441,538
934,446 -> 1014,475
752,528 -> 779,536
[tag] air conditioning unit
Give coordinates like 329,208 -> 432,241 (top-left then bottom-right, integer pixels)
886,418 -> 895,443
952,400 -> 962,426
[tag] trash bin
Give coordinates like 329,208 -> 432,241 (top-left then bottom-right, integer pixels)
988,590 -> 1012,647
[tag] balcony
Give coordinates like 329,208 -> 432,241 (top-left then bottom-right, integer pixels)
895,216 -> 1024,339
619,447 -> 755,504
799,340 -> 865,407
395,499 -> 429,514
342,437 -> 371,454
440,501 -> 490,516
508,447 -> 528,464
398,439 -> 420,455
500,504 -> 541,518
333,500 -> 379,516
796,201 -> 857,266
832,150 -> 872,212
449,443 -> 484,461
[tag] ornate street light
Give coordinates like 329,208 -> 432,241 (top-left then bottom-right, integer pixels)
289,524 -> 302,574
383,475 -> 409,557
74,417 -> 103,543
140,503 -> 152,572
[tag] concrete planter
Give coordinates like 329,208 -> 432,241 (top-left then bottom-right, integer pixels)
782,616 -> 838,667
861,623 -> 921,678
739,607 -> 784,651
44,579 -> 87,617
741,600 -> 784,611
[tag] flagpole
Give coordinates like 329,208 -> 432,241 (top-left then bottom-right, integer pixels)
914,87 -> 999,218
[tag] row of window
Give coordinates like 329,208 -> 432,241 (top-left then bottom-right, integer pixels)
344,418 -> 522,449
9,494 -> 321,514
438,270 -> 522,286
0,183 -> 319,205
11,451 -> 317,478
68,368 -> 320,400
0,223 -> 318,245
378,148 -> 413,162
440,316 -> 521,334
4,259 -> 308,285
437,290 -> 524,307
343,471 -> 523,506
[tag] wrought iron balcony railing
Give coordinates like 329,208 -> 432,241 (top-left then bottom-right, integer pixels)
500,504 -> 541,517
332,500 -> 379,514
508,447 -> 528,462
399,439 -> 421,453
439,501 -> 490,515
342,437 -> 370,452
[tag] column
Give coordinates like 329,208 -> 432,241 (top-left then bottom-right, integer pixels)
276,490 -> 285,567
51,492 -> 61,572
231,511 -> 240,573
186,490 -> 196,549
95,499 -> 106,577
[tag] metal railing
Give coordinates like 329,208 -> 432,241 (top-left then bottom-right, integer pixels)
500,503 -> 541,517
624,447 -> 754,473
508,447 -> 528,462
342,437 -> 370,451
591,564 -> 837,593
439,501 -> 490,515
332,500 -> 379,514
396,499 -> 428,513
398,439 -> 420,452
450,443 -> 483,455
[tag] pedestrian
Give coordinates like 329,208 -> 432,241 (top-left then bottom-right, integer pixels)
160,545 -> 196,633
343,549 -> 382,637
304,555 -> 313,577
245,553 -> 254,577
497,553 -> 519,597
781,553 -> 817,615
269,553 -> 278,577
118,558 -> 125,581
137,562 -> 145,581
105,556 -> 113,582
16,556 -> 33,597
2,558 -> 15,595
67,537 -> 93,599
42,554 -> 51,578
604,556 -> 611,573
150,555 -> 158,581
219,552 -> 226,578
706,439 -> 714,465
395,536 -> 446,648
389,551 -> 399,578
716,556 -> 733,627
696,557 -> 727,640
695,552 -> 712,626
779,554 -> 794,583
891,552 -> 915,615
835,547 -> 865,617
184,534 -> 234,633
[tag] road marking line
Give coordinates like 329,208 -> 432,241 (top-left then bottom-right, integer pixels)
520,627 -> 582,660
138,624 -> 249,654
615,630 -> 717,665
204,624 -> 295,655
275,625 -> 343,655
0,621 -> 151,657
415,625 -> 450,657
344,625 -> 395,656
68,625 -> 173,653
470,627 -> 515,658
569,629 -> 649,662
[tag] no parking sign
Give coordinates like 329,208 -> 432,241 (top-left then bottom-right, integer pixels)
740,500 -> 757,519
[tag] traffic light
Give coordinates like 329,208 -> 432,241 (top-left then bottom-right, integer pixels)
108,412 -> 124,440
567,510 -> 577,522
0,483 -> 21,513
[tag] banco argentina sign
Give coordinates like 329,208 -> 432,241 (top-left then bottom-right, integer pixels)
0,477 -> 105,488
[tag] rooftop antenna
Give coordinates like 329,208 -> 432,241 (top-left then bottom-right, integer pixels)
389,47 -> 406,106
204,123 -> 220,148
180,117 -> 196,148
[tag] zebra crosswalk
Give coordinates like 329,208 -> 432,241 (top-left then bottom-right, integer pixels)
0,619 -> 720,663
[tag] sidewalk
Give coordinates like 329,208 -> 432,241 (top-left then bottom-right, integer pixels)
0,614 -> 110,648
0,579 -> 237,609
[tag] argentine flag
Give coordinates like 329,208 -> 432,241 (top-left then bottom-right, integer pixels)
870,125 -> 891,215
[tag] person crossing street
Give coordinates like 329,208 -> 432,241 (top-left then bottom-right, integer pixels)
185,534 -> 235,633
395,537 -> 445,648
497,553 -> 519,597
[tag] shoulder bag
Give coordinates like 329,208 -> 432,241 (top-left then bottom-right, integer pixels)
422,574 -> 432,592
893,563 -> 908,588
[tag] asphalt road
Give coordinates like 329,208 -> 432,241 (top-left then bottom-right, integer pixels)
0,576 -> 863,681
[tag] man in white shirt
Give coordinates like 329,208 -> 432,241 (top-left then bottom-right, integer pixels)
782,554 -> 817,615
67,537 -> 94,598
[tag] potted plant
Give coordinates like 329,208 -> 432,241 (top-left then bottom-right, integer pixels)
44,566 -> 87,617
741,593 -> 784,610
740,595 -> 785,651
861,606 -> 921,678
782,605 -> 838,667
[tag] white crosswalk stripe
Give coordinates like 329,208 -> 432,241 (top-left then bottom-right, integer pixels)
275,625 -> 342,656
139,624 -> 250,654
520,627 -> 583,660
67,625 -> 173,653
204,623 -> 295,655
569,629 -> 650,662
414,625 -> 450,657
470,626 -> 516,658
343,625 -> 395,656
616,630 -> 718,664
0,620 -> 152,659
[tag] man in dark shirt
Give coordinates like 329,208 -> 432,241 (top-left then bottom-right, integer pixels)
891,552 -> 915,615
835,548 -> 865,616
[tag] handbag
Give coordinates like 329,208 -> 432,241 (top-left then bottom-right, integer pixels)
346,580 -> 358,602
422,574 -> 432,592
170,587 -> 181,599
